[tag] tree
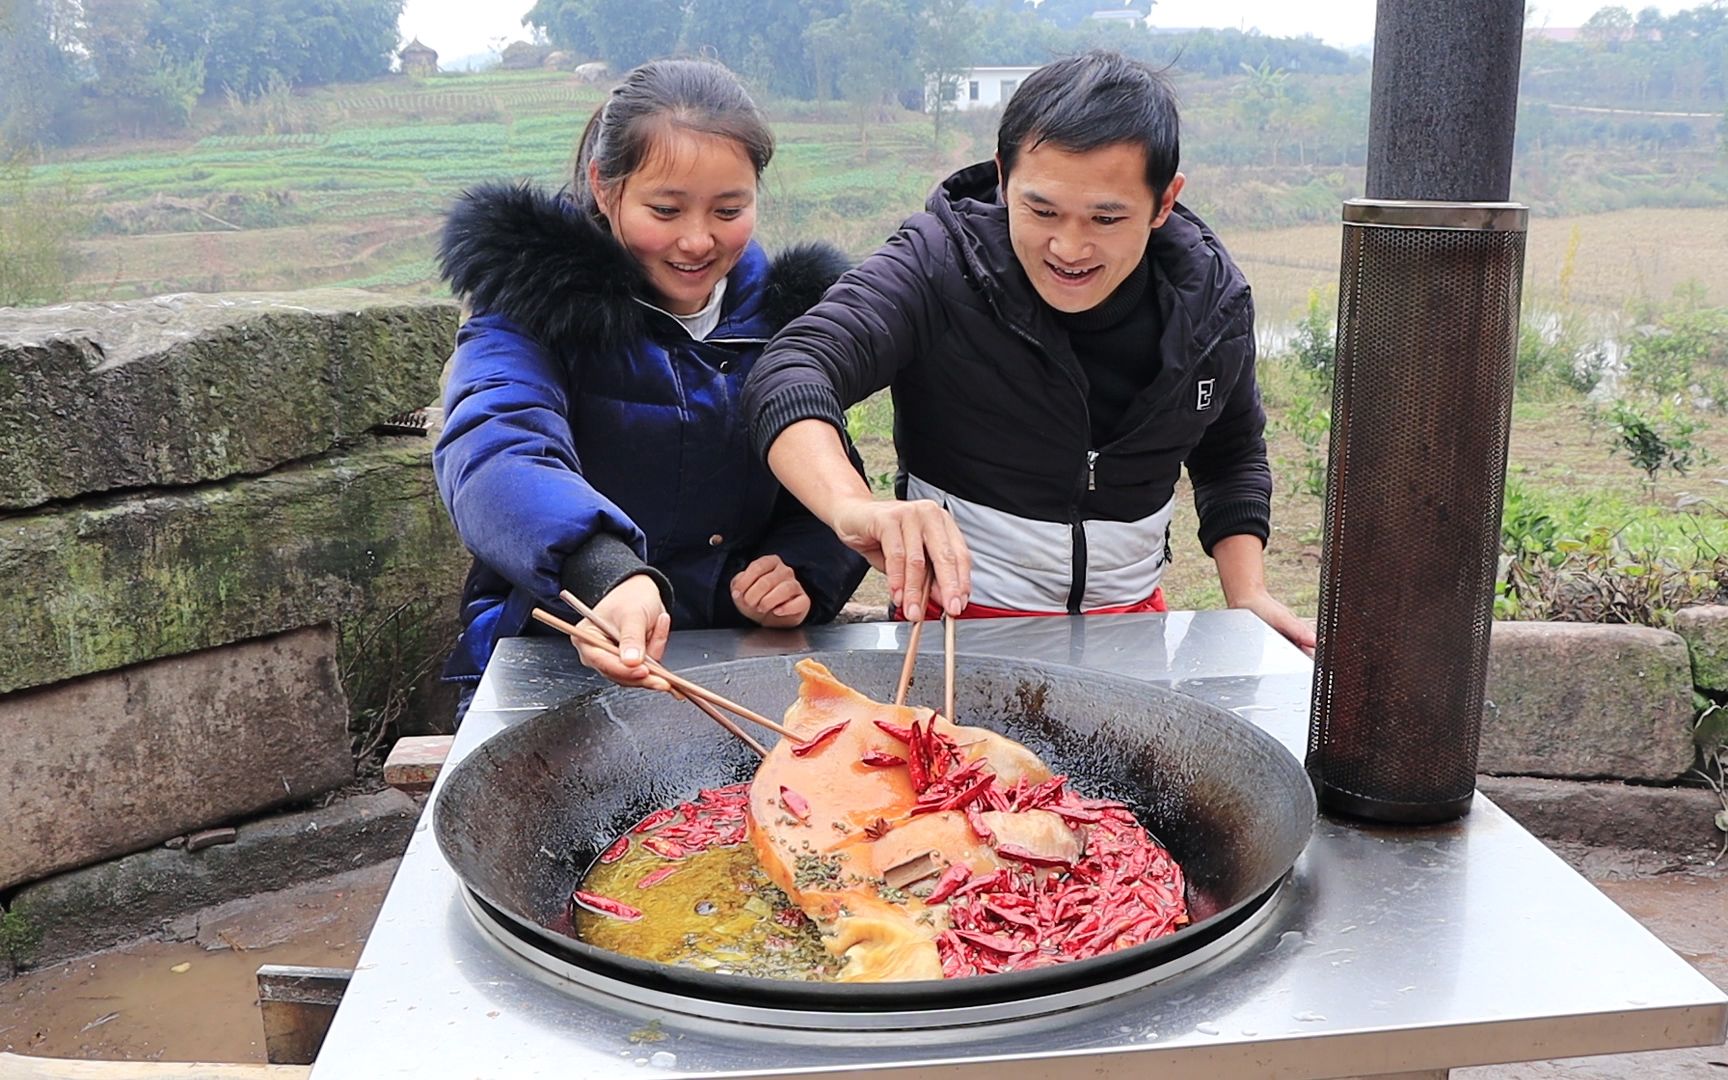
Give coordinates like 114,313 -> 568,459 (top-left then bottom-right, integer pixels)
683,0 -> 841,98
77,0 -> 203,133
0,0 -> 77,149
1233,60 -> 1291,163
148,0 -> 403,99
918,0 -> 980,148
525,0 -> 680,69
835,0 -> 921,117
1580,6 -> 1635,51
1029,0 -> 1151,31
525,0 -> 600,57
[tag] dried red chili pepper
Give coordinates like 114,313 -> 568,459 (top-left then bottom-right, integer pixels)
925,863 -> 972,905
636,865 -> 680,889
571,889 -> 643,922
791,720 -> 850,757
640,836 -> 689,860
964,804 -> 994,842
860,750 -> 906,768
598,835 -> 630,864
949,928 -> 1030,954
932,774 -> 994,813
631,807 -> 680,834
1049,804 -> 1103,826
779,785 -> 810,821
873,719 -> 914,743
904,725 -> 930,793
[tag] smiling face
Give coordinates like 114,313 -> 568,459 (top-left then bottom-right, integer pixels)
591,126 -> 759,315
1000,139 -> 1184,314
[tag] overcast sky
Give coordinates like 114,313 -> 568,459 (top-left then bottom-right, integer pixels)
397,1 -> 1684,60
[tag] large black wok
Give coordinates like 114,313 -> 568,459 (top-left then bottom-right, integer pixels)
434,650 -> 1315,1011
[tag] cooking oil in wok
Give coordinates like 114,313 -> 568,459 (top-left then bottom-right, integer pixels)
576,842 -> 840,981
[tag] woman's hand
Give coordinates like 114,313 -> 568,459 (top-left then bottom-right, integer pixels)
731,555 -> 812,628
570,573 -> 672,688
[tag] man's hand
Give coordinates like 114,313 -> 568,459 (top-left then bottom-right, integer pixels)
764,420 -> 972,621
1229,590 -> 1317,656
1212,533 -> 1316,656
731,555 -> 811,628
571,573 -> 672,688
829,496 -> 972,620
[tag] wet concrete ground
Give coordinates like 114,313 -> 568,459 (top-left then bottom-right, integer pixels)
1,852 -> 1723,1073
0,862 -> 394,1063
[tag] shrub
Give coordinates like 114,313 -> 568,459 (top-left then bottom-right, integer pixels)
1290,287 -> 1335,377
0,155 -> 87,307
1603,399 -> 1708,489
1496,482 -> 1728,626
1621,300 -> 1728,407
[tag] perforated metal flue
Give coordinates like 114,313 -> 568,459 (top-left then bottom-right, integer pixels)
1306,200 -> 1528,824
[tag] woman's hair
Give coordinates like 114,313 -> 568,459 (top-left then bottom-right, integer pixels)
573,58 -> 774,211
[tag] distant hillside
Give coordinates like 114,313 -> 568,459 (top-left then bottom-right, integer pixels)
4,44 -> 1724,308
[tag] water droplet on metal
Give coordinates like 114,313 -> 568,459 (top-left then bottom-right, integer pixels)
650,1051 -> 677,1068
1195,1022 -> 1221,1036
1294,1011 -> 1327,1023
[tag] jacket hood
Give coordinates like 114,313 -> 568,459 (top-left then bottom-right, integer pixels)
439,181 -> 851,356
928,161 -> 1251,356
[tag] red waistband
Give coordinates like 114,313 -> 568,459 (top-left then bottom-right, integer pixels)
904,587 -> 1167,621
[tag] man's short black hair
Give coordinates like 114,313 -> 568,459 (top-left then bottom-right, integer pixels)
997,50 -> 1180,201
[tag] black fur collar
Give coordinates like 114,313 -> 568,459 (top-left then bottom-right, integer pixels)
439,181 -> 850,356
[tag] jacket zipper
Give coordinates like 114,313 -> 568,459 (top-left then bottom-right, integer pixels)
988,304 -> 1093,614
966,242 -> 1249,615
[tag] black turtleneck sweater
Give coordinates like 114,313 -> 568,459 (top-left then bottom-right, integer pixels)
1054,256 -> 1161,447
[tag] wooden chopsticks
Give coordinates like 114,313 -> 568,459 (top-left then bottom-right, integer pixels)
532,591 -> 804,752
944,613 -> 955,721
892,619 -> 923,706
891,596 -> 956,720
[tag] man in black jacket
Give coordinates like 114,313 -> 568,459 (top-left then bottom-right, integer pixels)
743,50 -> 1313,650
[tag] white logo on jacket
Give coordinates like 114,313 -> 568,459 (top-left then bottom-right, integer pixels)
1196,378 -> 1215,410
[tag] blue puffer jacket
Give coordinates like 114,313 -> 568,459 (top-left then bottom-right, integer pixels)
434,181 -> 869,682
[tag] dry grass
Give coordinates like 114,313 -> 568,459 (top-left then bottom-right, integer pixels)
1231,206 -> 1728,327
69,217 -> 441,299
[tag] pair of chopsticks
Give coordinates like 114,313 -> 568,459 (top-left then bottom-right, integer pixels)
892,611 -> 955,720
531,590 -> 805,758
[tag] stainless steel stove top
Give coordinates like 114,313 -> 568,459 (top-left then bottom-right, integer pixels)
310,612 -> 1727,1079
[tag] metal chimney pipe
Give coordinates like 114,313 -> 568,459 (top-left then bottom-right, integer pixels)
1366,0 -> 1526,201
1306,1 -> 1529,824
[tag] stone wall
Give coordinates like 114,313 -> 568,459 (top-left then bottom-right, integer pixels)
0,291 -> 468,897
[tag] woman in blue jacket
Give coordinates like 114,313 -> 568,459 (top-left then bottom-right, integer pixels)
434,59 -> 867,707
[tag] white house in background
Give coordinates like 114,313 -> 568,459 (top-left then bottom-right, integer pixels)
933,65 -> 1043,112
1086,9 -> 1144,27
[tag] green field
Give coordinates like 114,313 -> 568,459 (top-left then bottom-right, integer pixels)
27,71 -> 976,301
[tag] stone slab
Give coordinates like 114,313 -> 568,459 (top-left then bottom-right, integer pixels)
1675,604 -> 1728,696
189,861 -> 396,952
382,735 -> 453,795
0,291 -> 457,510
5,789 -> 418,970
0,627 -> 353,892
0,437 -> 469,710
1482,620 -> 1698,781
1477,775 -> 1726,859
